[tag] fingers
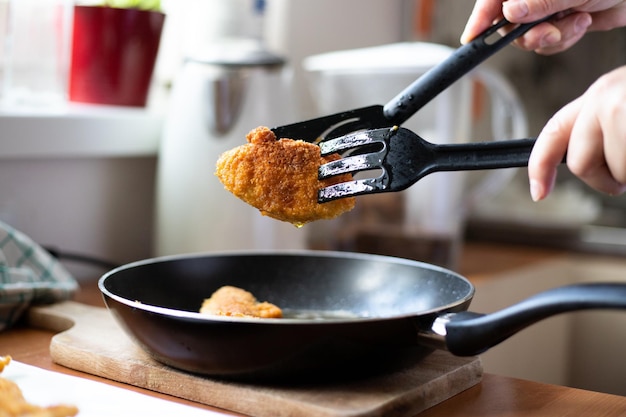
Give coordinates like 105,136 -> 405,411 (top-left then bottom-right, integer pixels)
572,67 -> 626,194
586,4 -> 626,31
529,67 -> 626,201
528,99 -> 580,201
502,0 -> 587,22
511,21 -> 562,51
461,0 -> 505,44
600,78 -> 626,186
462,0 -> 598,53
566,97 -> 622,196
514,12 -> 592,54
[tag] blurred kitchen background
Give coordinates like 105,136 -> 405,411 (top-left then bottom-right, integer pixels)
1,0 -> 626,395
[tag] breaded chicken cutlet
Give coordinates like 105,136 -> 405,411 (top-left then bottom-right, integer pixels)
215,126 -> 356,225
200,286 -> 282,318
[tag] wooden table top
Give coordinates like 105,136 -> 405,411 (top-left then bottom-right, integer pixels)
2,243 -> 626,416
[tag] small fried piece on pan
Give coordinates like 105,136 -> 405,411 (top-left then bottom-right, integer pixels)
215,126 -> 356,225
200,286 -> 282,319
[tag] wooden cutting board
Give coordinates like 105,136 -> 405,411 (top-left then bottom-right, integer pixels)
27,302 -> 482,417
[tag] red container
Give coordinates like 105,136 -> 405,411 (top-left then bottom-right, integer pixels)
69,6 -> 165,107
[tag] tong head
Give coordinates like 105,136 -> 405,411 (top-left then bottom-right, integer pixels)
318,127 -> 414,203
318,126 -> 542,203
271,105 -> 393,144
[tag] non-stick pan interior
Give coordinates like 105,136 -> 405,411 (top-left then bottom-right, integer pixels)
100,250 -> 473,320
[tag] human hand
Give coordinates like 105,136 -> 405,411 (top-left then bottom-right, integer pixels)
528,65 -> 626,201
461,0 -> 626,55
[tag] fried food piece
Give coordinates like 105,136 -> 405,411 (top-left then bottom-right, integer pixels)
0,356 -> 79,417
200,286 -> 282,318
215,126 -> 356,225
0,356 -> 10,372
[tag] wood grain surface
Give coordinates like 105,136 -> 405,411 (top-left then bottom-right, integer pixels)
27,302 -> 482,417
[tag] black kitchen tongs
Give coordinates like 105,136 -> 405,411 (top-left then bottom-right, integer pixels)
271,16 -> 553,143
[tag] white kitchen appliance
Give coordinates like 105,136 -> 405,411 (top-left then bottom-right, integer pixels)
154,0 -> 305,256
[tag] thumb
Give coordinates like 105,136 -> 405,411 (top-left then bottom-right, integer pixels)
503,0 -> 585,22
461,0 -> 504,44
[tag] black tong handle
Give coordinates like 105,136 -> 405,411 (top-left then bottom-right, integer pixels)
383,17 -> 551,125
430,138 -> 537,172
272,15 -> 555,143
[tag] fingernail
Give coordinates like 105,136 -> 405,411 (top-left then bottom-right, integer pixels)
460,29 -> 470,45
575,14 -> 592,33
540,30 -> 561,48
503,0 -> 529,20
460,12 -> 477,44
530,179 -> 543,202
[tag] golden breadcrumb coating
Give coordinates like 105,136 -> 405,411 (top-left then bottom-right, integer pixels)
0,356 -> 79,417
215,126 -> 356,225
0,356 -> 10,372
200,286 -> 282,319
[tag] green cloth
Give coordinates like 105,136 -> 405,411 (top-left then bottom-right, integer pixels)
0,221 -> 77,330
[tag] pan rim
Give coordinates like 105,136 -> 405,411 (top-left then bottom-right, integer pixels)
98,249 -> 475,325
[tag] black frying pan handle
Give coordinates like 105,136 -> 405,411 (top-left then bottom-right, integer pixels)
382,16 -> 551,126
443,283 -> 626,356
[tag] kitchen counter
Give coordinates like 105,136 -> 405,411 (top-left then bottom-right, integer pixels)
1,242 -> 626,416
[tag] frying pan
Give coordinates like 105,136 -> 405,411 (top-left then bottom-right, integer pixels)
99,251 -> 626,382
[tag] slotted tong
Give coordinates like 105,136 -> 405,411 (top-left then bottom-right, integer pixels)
271,16 -> 557,202
318,126 -> 536,202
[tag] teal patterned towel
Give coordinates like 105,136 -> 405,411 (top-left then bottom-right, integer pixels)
0,221 -> 78,331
